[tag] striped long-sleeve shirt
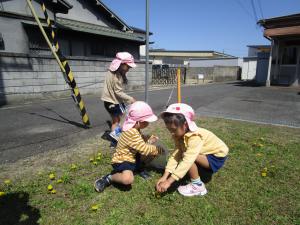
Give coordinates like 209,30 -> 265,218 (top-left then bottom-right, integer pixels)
112,128 -> 162,164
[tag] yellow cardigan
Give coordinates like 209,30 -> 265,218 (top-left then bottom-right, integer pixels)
166,128 -> 229,181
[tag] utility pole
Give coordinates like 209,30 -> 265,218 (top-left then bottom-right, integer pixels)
145,0 -> 149,102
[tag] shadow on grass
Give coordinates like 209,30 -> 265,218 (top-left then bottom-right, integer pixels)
0,192 -> 41,225
157,166 -> 213,196
111,183 -> 132,192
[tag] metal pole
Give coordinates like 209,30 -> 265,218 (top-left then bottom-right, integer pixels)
177,68 -> 181,103
266,39 -> 274,87
145,0 -> 149,102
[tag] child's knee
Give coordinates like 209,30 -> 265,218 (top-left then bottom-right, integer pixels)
122,173 -> 134,185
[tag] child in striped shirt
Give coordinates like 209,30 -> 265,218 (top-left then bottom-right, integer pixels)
94,101 -> 163,192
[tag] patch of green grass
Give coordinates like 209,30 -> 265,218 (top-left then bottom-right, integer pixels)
0,117 -> 299,225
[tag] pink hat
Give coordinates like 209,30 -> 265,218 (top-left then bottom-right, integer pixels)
109,52 -> 137,72
122,101 -> 157,131
160,103 -> 199,132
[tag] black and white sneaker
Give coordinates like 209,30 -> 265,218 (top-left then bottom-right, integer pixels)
94,175 -> 111,192
101,130 -> 112,141
110,140 -> 118,149
138,170 -> 151,180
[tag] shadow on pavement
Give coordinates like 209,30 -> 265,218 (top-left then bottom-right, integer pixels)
28,106 -> 89,129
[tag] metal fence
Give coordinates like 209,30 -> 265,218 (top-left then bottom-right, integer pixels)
152,67 -> 186,85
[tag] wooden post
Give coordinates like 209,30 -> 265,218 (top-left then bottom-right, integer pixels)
177,68 -> 181,103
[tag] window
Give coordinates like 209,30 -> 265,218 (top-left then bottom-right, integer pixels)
25,27 -> 50,55
91,44 -> 105,56
0,33 -> 4,50
71,40 -> 85,56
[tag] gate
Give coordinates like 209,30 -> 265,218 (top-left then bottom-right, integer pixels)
152,66 -> 186,85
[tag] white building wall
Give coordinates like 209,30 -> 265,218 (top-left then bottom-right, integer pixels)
189,58 -> 240,67
152,59 -> 163,65
140,45 -> 146,57
242,58 -> 257,80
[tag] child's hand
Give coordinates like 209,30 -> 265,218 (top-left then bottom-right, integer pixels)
156,177 -> 167,191
130,98 -> 136,103
157,180 -> 171,193
147,135 -> 159,144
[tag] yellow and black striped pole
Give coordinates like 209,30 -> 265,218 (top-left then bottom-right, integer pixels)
177,68 -> 181,103
26,0 -> 90,126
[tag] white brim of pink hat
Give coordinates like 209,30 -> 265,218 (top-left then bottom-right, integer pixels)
160,103 -> 199,132
122,114 -> 157,131
122,101 -> 158,131
109,52 -> 137,72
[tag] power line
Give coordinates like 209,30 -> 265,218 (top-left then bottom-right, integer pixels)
232,0 -> 256,23
256,0 -> 264,19
250,0 -> 259,22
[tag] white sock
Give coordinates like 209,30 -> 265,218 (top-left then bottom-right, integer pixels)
106,174 -> 112,184
191,177 -> 203,186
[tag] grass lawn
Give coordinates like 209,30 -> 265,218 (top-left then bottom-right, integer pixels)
0,117 -> 299,225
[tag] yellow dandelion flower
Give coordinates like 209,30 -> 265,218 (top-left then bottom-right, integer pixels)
91,204 -> 99,211
70,164 -> 77,170
261,172 -> 267,177
56,179 -> 63,184
50,189 -> 57,194
49,173 -> 55,180
0,192 -> 5,197
47,185 -> 53,191
4,179 -> 11,185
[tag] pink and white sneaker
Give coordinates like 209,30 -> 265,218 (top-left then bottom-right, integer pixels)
177,183 -> 207,197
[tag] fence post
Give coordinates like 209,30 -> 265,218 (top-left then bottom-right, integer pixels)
177,68 -> 181,103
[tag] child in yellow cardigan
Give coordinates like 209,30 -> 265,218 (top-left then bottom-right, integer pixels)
156,103 -> 229,196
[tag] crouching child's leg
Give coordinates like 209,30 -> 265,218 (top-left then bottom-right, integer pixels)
177,155 -> 209,197
94,162 -> 136,192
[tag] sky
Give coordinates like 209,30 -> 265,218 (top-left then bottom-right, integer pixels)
101,0 -> 300,57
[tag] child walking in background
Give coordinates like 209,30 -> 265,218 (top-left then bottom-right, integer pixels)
156,103 -> 229,196
94,101 -> 163,192
101,52 -> 136,147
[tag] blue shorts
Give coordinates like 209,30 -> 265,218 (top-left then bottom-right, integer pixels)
111,154 -> 142,174
104,102 -> 126,117
206,154 -> 227,173
111,162 -> 137,174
